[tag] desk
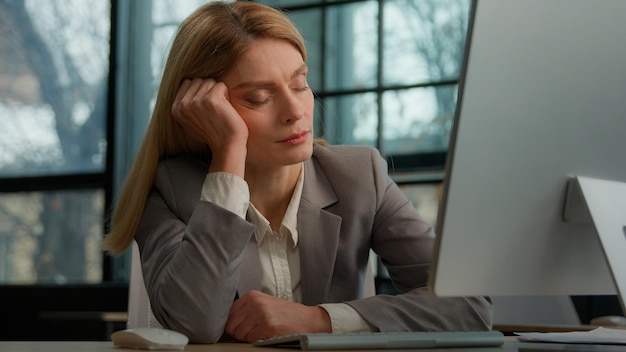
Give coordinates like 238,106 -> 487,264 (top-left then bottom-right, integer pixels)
1,340 -> 626,352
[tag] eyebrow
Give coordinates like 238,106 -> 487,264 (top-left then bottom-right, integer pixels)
231,64 -> 308,90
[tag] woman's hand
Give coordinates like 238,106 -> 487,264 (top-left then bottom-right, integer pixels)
171,78 -> 248,176
225,290 -> 332,343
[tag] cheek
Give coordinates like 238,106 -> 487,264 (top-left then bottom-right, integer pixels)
233,107 -> 259,130
307,91 -> 315,115
237,111 -> 272,141
303,94 -> 315,120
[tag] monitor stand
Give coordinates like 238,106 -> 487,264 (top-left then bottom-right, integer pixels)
564,176 -> 626,316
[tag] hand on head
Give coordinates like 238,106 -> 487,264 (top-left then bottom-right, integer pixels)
171,78 -> 248,176
172,78 -> 249,151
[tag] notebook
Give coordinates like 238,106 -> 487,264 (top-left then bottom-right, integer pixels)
252,331 -> 505,350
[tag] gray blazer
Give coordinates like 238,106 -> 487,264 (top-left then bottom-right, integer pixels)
135,144 -> 492,343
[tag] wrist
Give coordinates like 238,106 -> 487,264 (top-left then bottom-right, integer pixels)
312,306 -> 332,333
209,144 -> 247,177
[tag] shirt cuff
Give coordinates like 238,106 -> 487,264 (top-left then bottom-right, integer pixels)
201,172 -> 249,219
319,303 -> 373,333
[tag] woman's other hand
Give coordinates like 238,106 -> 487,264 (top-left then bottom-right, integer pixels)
225,290 -> 332,343
171,78 -> 248,176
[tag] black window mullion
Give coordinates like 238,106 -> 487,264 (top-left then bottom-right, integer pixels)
376,0 -> 385,155
0,173 -> 107,193
103,0 -> 119,282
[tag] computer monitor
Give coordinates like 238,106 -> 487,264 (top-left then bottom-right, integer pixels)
428,0 -> 626,314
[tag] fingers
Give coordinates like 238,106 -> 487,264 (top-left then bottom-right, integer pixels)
225,295 -> 247,334
225,291 -> 263,342
171,78 -> 220,121
226,291 -> 285,342
169,78 -> 248,176
170,78 -> 234,145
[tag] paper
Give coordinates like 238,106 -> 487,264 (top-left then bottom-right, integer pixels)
516,327 -> 626,345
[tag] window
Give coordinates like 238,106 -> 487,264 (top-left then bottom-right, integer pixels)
0,0 -> 111,285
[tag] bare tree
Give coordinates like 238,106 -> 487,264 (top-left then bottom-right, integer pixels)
389,0 -> 469,150
1,0 -> 107,172
0,0 -> 108,283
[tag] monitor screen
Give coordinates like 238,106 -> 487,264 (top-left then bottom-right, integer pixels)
429,0 -> 626,307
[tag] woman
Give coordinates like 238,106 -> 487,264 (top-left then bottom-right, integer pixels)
103,1 -> 492,344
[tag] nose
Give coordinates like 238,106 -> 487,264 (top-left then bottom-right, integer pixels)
280,91 -> 305,124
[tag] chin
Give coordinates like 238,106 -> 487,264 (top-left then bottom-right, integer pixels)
291,145 -> 314,163
284,143 -> 313,165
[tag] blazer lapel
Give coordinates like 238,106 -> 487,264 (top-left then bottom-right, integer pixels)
298,156 -> 342,305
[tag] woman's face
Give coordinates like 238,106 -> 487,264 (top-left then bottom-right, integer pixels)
222,38 -> 314,170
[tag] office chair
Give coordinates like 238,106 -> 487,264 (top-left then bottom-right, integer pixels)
127,241 -> 162,329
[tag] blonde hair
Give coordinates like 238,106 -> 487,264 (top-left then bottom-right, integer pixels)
102,1 -> 307,255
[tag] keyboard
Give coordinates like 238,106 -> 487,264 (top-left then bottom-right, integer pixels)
252,331 -> 505,350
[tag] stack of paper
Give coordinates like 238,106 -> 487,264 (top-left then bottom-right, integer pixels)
516,327 -> 626,345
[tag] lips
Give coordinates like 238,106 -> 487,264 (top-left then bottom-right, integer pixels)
279,131 -> 309,145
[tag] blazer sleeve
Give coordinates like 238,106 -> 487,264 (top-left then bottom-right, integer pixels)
134,156 -> 256,343
344,148 -> 493,332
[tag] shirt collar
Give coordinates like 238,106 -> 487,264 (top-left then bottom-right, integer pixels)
249,163 -> 304,247
281,163 -> 304,247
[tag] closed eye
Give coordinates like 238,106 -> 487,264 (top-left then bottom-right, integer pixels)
291,72 -> 309,93
245,91 -> 272,107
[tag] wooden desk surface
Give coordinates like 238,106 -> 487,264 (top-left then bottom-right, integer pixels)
1,339 -> 625,352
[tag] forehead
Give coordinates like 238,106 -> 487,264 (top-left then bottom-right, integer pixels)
223,38 -> 305,84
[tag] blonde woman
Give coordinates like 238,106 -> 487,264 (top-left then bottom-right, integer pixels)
103,1 -> 492,344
